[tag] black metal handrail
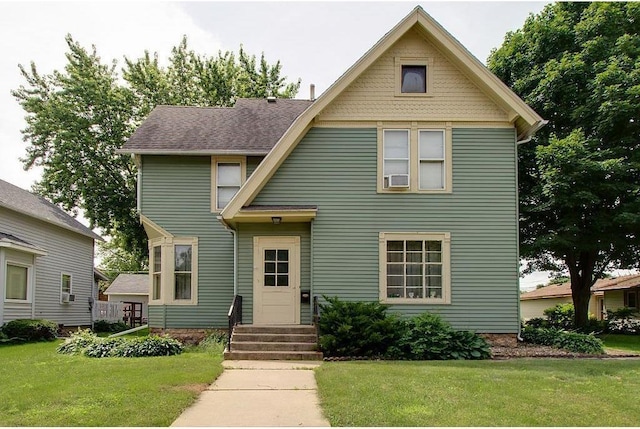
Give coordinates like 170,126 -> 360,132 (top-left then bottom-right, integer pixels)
312,295 -> 320,343
227,295 -> 243,351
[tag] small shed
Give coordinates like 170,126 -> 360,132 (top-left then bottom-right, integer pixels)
104,274 -> 149,324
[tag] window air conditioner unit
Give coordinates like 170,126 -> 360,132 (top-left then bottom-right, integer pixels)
61,292 -> 72,303
387,174 -> 410,188
69,294 -> 75,302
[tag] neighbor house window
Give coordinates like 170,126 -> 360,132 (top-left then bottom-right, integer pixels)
5,263 -> 29,301
379,128 -> 451,193
174,244 -> 192,300
625,290 -> 638,309
212,156 -> 246,211
419,130 -> 445,190
383,130 -> 410,189
152,245 -> 161,300
379,232 -> 451,304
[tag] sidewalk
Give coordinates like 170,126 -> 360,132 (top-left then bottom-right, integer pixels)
171,360 -> 330,427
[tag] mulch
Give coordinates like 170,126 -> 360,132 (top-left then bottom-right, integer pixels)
491,343 -> 640,359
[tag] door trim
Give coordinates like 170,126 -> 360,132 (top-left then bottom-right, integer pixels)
253,236 -> 300,325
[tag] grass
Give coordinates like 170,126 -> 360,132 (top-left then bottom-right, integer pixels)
599,334 -> 640,353
0,339 -> 223,426
316,359 -> 640,426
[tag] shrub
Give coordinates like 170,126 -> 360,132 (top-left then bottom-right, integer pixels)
1,319 -> 58,342
608,318 -> 640,335
57,331 -> 184,358
197,331 -> 227,354
606,307 -> 637,320
110,335 -> 183,357
388,313 -> 490,360
521,326 -> 604,354
543,304 -> 575,330
525,317 -> 547,329
57,329 -> 99,355
93,320 -> 129,333
318,296 -> 402,357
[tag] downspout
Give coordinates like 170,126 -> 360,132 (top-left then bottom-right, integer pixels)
217,216 -> 238,295
515,130 -> 523,342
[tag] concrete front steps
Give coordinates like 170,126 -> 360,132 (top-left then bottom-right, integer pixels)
224,325 -> 323,360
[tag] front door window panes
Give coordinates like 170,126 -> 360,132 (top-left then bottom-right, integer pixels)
264,249 -> 289,287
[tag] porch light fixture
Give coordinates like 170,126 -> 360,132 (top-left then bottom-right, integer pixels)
271,216 -> 282,225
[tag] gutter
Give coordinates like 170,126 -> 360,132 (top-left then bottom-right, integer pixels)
217,216 -> 238,295
516,120 -> 548,145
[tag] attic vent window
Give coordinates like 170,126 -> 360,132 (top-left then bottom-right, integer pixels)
395,58 -> 433,97
401,65 -> 426,93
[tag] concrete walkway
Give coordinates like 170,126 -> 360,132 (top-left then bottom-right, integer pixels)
171,360 -> 330,427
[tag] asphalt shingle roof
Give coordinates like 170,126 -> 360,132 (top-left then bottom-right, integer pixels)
120,99 -> 314,154
0,179 -> 102,241
104,273 -> 148,295
521,273 -> 640,300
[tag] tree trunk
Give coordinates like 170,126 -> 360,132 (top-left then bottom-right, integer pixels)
567,251 -> 597,330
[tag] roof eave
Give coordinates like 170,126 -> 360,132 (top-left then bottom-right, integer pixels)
117,148 -> 271,156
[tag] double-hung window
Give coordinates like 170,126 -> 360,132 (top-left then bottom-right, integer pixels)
383,130 -> 410,188
174,244 -> 192,300
380,232 -> 450,304
5,263 -> 30,301
152,245 -> 162,300
379,127 -> 450,193
419,130 -> 445,190
212,156 -> 246,211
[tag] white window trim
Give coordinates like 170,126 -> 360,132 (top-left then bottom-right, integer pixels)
5,260 -> 33,304
211,156 -> 247,212
148,236 -> 198,306
60,272 -> 72,304
377,125 -> 452,194
379,232 -> 451,304
394,57 -> 434,97
150,244 -> 162,303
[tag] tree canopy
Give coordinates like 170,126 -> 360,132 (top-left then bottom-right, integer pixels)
13,35 -> 301,270
488,2 -> 640,327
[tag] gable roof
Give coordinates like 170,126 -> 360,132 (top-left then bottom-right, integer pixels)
0,179 -> 102,241
119,99 -> 313,155
521,273 -> 640,300
221,6 -> 545,221
104,273 -> 148,295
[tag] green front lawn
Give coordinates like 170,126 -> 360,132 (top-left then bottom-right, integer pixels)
0,340 -> 223,426
316,359 -> 640,426
600,334 -> 640,353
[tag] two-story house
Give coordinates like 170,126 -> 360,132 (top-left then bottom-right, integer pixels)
120,7 -> 544,353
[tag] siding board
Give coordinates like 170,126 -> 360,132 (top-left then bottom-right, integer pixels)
251,127 -> 519,333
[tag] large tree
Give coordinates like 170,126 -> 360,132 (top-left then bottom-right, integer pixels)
488,2 -> 640,328
13,35 -> 300,269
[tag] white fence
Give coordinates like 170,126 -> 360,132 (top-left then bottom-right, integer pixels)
93,301 -> 123,322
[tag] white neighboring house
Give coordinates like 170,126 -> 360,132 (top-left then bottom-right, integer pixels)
0,179 -> 102,326
103,274 -> 149,322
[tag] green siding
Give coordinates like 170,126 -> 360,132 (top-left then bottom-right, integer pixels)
251,127 -> 519,333
237,223 -> 311,325
141,156 -> 233,328
247,156 -> 264,177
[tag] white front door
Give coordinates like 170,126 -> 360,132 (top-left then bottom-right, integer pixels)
253,236 -> 300,325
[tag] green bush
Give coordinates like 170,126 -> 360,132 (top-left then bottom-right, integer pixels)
197,331 -> 227,354
93,320 -> 129,333
318,296 -> 402,357
57,329 -> 98,354
522,326 -> 604,354
57,330 -> 183,358
607,307 -> 637,320
388,313 -> 490,360
1,319 -> 58,342
543,304 -> 575,330
84,337 -> 125,358
111,335 -> 183,357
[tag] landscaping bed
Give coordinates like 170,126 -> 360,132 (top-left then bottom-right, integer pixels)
490,342 -> 640,359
